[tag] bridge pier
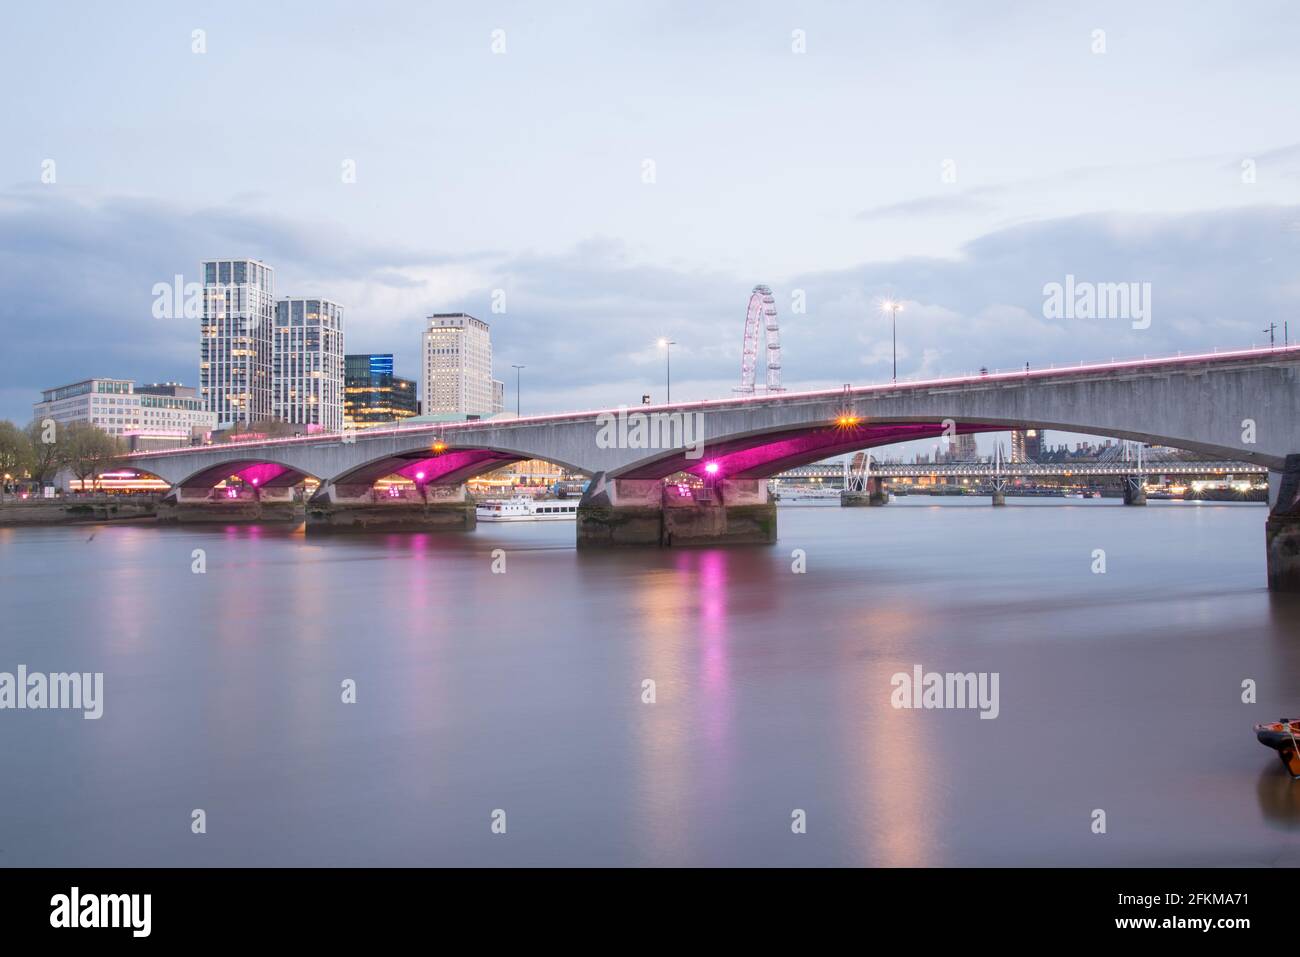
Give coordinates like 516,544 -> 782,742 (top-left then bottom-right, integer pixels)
841,477 -> 888,507
1123,476 -> 1147,506
577,472 -> 776,547
306,482 -> 476,533
990,477 -> 1007,506
1267,455 -> 1300,592
156,486 -> 302,523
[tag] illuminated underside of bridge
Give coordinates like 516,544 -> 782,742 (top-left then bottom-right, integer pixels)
619,422 -> 1003,479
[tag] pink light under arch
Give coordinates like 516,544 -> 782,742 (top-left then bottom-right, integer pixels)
233,463 -> 290,487
617,421 -> 1006,480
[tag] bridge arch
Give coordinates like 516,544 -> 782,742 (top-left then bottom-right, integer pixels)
611,414 -> 1264,481
326,444 -> 591,488
173,458 -> 324,490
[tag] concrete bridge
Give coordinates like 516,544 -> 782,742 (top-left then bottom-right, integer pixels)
125,346 -> 1300,588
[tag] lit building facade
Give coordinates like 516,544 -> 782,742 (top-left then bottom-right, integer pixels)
34,378 -> 216,446
1010,428 -> 1045,463
200,258 -> 276,427
344,353 -> 418,427
421,313 -> 504,416
273,298 -> 345,431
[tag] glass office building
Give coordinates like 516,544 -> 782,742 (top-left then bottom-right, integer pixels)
344,353 -> 418,427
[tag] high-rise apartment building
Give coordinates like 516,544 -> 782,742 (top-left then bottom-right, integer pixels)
200,258 -> 275,427
273,298 -> 345,431
421,313 -> 504,416
344,353 -> 417,427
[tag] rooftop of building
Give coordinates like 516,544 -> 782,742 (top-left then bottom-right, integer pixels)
426,313 -> 489,330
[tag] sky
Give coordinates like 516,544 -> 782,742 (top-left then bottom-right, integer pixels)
2,1 -> 1298,456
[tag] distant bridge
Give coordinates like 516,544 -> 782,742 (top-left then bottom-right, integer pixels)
775,461 -> 1269,481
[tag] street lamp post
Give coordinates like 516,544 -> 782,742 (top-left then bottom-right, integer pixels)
511,364 -> 525,417
880,300 -> 902,383
658,338 -> 675,403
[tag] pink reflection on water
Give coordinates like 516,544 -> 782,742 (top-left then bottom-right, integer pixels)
671,549 -> 732,754
697,551 -> 729,697
222,523 -> 263,540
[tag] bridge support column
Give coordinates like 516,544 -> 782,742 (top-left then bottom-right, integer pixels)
841,477 -> 888,507
1266,455 -> 1300,592
156,486 -> 302,523
306,482 -> 475,533
1123,476 -> 1147,506
577,472 -> 776,547
990,477 -> 1007,507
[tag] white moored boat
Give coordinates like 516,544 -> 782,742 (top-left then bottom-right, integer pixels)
476,497 -> 580,522
776,485 -> 843,501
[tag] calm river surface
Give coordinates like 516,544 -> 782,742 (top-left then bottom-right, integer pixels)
2,498 -> 1298,867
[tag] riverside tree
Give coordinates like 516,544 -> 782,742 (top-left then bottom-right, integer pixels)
60,422 -> 123,492
0,420 -> 33,493
24,419 -> 62,488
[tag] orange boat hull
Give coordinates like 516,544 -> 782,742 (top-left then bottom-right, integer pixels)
1256,719 -> 1300,778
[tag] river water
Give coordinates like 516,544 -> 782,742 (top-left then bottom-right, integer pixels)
1,498 -> 1297,867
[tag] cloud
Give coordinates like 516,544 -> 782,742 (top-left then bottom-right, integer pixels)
855,191 -> 998,221
1,190 -> 1297,428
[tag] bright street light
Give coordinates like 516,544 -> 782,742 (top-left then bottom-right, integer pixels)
879,299 -> 903,383
658,338 -> 676,403
511,364 -> 525,417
